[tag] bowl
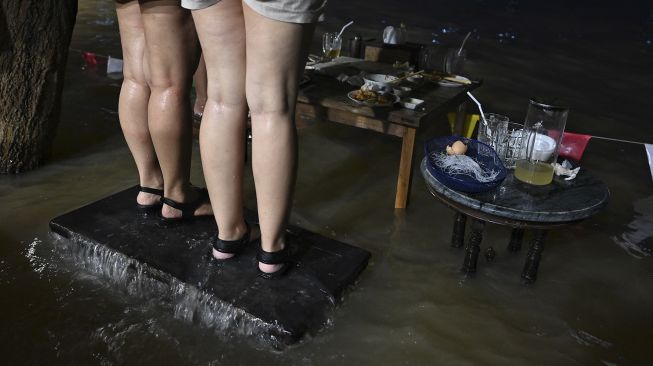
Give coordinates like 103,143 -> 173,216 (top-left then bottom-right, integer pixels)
424,136 -> 507,193
399,97 -> 424,110
525,133 -> 556,161
362,73 -> 398,90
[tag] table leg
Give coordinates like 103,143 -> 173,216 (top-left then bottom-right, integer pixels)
521,229 -> 547,283
451,212 -> 467,248
394,127 -> 416,209
454,101 -> 468,136
507,228 -> 524,252
463,219 -> 485,273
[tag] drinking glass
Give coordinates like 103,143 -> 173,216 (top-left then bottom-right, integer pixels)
477,113 -> 525,168
514,98 -> 569,185
322,32 -> 342,60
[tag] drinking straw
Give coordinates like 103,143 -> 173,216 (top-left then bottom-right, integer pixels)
466,91 -> 488,126
337,21 -> 354,39
457,32 -> 472,56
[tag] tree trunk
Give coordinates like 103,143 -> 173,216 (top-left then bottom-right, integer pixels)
0,0 -> 77,173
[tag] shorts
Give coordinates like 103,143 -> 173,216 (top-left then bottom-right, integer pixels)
181,0 -> 326,23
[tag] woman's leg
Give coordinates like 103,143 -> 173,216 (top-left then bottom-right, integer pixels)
243,5 -> 315,273
192,53 -> 208,119
139,0 -> 211,218
115,1 -> 162,205
191,0 -> 252,258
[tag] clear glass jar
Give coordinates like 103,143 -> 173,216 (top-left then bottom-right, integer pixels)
514,98 -> 569,185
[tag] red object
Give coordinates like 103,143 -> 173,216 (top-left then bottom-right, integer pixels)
558,132 -> 592,161
82,52 -> 98,66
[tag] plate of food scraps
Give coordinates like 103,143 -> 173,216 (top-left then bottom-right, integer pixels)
347,89 -> 399,107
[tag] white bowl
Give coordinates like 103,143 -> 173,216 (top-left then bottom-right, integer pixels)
525,133 -> 557,161
362,73 -> 398,90
399,97 -> 424,110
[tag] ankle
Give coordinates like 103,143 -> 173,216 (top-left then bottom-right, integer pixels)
218,221 -> 248,242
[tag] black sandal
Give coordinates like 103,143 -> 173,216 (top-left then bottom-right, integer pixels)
211,221 -> 257,259
137,185 -> 164,212
160,187 -> 210,222
257,245 -> 290,279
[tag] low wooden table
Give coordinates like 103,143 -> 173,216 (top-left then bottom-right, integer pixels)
420,158 -> 610,283
296,60 -> 480,209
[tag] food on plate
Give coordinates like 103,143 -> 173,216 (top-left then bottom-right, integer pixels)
350,89 -> 396,105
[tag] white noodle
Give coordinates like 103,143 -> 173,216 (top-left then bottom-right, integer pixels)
430,152 -> 501,183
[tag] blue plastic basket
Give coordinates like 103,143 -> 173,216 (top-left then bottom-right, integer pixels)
424,136 -> 507,193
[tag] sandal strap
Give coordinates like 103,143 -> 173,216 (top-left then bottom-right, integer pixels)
160,187 -> 209,218
138,185 -> 164,196
213,222 -> 251,254
257,245 -> 289,264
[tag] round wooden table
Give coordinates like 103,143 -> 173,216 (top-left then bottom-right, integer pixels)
420,158 -> 610,283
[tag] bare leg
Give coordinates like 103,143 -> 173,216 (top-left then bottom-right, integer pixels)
243,4 -> 315,273
193,53 -> 207,119
140,0 -> 211,218
115,1 -> 162,205
192,0 -> 254,259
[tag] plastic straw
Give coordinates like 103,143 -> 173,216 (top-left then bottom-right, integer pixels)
337,21 -> 354,39
458,32 -> 472,56
466,91 -> 488,126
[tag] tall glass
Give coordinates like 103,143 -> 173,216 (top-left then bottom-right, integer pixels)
322,32 -> 342,60
514,98 -> 569,185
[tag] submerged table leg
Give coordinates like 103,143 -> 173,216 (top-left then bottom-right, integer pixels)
522,229 -> 547,283
394,127 -> 416,209
463,219 -> 485,273
451,212 -> 467,248
507,228 -> 524,252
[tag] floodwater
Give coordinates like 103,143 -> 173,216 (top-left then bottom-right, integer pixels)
1,0 -> 653,364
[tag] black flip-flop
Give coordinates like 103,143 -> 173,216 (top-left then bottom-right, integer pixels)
160,186 -> 211,222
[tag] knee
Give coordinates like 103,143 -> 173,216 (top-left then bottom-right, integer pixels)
147,75 -> 188,100
246,84 -> 292,118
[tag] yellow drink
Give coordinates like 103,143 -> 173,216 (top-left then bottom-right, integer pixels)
514,160 -> 554,185
326,49 -> 341,59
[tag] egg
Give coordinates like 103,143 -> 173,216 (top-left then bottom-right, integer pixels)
446,140 -> 468,155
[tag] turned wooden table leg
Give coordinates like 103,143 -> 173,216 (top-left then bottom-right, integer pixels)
463,219 -> 485,273
451,212 -> 467,248
522,229 -> 547,283
507,228 -> 524,252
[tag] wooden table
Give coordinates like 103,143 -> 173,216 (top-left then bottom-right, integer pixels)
296,60 -> 481,209
420,158 -> 610,283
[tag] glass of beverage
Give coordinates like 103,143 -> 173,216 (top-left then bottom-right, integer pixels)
322,32 -> 342,60
514,98 -> 569,185
477,113 -> 525,169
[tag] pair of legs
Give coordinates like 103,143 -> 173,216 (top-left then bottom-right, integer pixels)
192,0 -> 314,273
115,0 -> 211,218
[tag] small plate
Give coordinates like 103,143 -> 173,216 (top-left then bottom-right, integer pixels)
438,75 -> 472,87
347,90 -> 399,107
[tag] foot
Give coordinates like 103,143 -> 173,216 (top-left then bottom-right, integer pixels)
136,185 -> 163,208
161,186 -> 213,220
257,243 -> 290,279
212,222 -> 260,260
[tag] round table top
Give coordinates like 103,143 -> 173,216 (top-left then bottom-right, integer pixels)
420,158 -> 610,225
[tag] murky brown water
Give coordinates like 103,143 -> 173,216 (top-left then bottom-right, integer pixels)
1,0 -> 653,364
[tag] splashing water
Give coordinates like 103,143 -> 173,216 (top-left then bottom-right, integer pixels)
51,232 -> 297,350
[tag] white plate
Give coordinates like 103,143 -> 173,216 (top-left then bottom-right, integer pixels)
347,90 -> 399,107
438,75 -> 472,87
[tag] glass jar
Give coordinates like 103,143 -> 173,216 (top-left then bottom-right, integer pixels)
514,98 -> 569,185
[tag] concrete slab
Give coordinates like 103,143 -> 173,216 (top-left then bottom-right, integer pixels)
49,186 -> 370,345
